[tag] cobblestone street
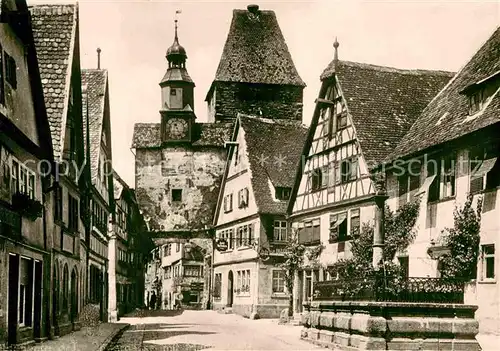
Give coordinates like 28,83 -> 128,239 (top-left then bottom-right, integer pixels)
108,310 -> 321,350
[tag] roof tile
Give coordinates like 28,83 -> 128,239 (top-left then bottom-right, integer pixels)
240,115 -> 308,214
131,122 -> 233,149
82,69 -> 108,183
322,60 -> 454,167
213,8 -> 305,86
387,27 -> 500,161
30,3 -> 77,161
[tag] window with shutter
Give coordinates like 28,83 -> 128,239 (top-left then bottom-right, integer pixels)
311,168 -> 323,191
321,166 -> 329,188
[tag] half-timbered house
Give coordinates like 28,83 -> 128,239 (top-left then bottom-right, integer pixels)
82,68 -> 114,321
287,41 -> 453,313
212,114 -> 307,318
0,0 -> 54,345
382,27 -> 500,335
31,3 -> 87,337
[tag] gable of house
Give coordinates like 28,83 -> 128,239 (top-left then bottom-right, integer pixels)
31,3 -> 79,163
289,59 -> 453,215
82,69 -> 112,200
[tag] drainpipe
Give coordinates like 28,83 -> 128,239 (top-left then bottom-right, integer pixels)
41,170 -> 55,339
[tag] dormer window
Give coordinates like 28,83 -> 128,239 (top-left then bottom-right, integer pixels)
462,71 -> 500,116
275,187 -> 291,201
469,90 -> 483,115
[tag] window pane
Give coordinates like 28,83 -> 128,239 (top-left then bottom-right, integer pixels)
486,257 -> 495,279
484,245 -> 495,255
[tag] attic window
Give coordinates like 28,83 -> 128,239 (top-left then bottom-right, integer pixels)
275,187 -> 291,201
469,90 -> 483,115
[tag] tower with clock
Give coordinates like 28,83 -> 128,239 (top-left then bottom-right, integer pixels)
159,18 -> 195,144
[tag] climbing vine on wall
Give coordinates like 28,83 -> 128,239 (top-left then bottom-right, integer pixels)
437,193 -> 482,280
328,198 -> 421,281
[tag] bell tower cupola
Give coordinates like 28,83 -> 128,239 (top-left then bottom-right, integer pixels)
159,16 -> 195,112
160,13 -> 196,145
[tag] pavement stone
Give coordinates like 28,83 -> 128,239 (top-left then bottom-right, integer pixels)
22,323 -> 129,351
111,310 -> 322,350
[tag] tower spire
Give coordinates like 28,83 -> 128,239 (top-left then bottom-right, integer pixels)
174,18 -> 178,42
166,10 -> 187,68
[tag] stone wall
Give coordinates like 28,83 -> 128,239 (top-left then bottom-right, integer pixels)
212,82 -> 303,122
301,301 -> 480,350
135,146 -> 227,233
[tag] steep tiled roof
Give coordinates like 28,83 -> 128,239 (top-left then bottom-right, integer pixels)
321,60 -> 454,167
240,115 -> 308,214
160,68 -> 193,84
213,7 -> 305,87
82,69 -> 108,183
112,169 -> 129,200
387,27 -> 500,161
30,3 -> 77,161
131,122 -> 233,148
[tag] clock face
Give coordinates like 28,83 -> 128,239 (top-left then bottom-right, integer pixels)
166,118 -> 188,139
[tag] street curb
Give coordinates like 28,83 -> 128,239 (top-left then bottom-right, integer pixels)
97,323 -> 129,351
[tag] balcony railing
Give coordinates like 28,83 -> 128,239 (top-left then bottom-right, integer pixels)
313,276 -> 466,304
268,241 -> 288,255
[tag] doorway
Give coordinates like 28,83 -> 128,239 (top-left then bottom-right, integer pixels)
33,261 -> 43,339
52,263 -> 59,336
8,254 -> 19,345
70,269 -> 78,325
304,270 -> 312,304
227,271 -> 234,307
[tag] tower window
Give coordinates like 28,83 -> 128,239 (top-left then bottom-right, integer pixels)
172,189 -> 182,202
170,89 -> 177,96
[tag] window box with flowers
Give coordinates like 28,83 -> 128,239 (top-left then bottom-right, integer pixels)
11,192 -> 43,221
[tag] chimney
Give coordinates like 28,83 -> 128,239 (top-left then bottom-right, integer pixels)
247,4 -> 259,13
97,47 -> 101,69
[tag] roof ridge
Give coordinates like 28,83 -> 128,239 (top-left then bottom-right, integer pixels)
134,122 -> 159,127
339,60 -> 455,76
239,114 -> 308,130
385,26 -> 500,162
414,26 -> 500,116
29,3 -> 77,12
82,68 -> 108,72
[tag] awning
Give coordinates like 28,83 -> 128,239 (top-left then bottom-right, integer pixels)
471,158 -> 497,178
415,175 -> 436,196
330,213 -> 346,229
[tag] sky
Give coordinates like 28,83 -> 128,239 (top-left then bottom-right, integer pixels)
28,0 -> 499,187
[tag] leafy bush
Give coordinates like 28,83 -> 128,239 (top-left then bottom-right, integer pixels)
329,199 -> 420,281
437,193 -> 482,280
